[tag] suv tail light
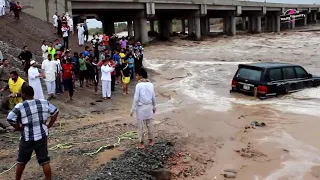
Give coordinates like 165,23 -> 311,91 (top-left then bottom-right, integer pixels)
257,85 -> 268,94
232,80 -> 237,88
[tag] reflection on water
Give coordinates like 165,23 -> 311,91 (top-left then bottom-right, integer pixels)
145,32 -> 320,117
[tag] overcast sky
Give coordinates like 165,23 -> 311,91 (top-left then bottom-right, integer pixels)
87,0 -> 319,28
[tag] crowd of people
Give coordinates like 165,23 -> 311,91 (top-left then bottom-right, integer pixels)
0,10 -> 157,179
0,0 -> 22,19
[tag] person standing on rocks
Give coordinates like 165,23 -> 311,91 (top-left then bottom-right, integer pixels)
130,68 -> 156,149
77,23 -> 85,46
7,85 -> 59,180
28,60 -> 44,99
18,46 -> 32,76
41,54 -> 57,100
53,12 -> 58,34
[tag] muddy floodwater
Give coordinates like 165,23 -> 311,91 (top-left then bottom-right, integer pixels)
144,31 -> 320,179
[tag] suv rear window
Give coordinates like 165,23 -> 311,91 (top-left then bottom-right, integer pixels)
236,67 -> 262,81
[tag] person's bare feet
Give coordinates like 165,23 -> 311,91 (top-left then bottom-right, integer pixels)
138,143 -> 145,149
148,139 -> 155,146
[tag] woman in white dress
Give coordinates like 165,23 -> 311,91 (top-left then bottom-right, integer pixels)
28,60 -> 45,99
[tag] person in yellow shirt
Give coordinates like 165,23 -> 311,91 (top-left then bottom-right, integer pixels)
47,42 -> 56,60
0,71 -> 27,111
119,48 -> 126,64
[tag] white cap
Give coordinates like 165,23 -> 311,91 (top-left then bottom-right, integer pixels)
30,60 -> 36,65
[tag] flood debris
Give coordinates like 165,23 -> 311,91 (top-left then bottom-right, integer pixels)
235,143 -> 267,158
86,141 -> 174,180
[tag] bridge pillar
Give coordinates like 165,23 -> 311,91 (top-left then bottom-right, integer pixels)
291,17 -> 295,29
102,20 -> 115,35
251,16 -> 256,33
133,19 -> 141,41
181,19 -> 186,33
127,21 -> 133,37
140,16 -> 148,44
241,17 -> 246,30
158,19 -> 170,39
230,16 -> 236,35
312,11 -> 318,24
195,15 -> 201,40
188,17 -> 194,35
276,14 -> 281,33
168,19 -> 173,35
188,18 -> 194,35
256,16 -> 262,33
223,17 -> 230,34
304,13 -> 308,25
207,17 -> 210,34
201,16 -> 209,35
150,20 -> 155,32
271,15 -> 276,32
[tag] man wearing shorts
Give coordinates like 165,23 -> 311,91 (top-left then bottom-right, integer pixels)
7,85 -> 59,180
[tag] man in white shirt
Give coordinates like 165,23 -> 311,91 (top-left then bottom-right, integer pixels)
28,60 -> 44,99
54,54 -> 63,94
53,12 -> 58,34
101,57 -> 115,99
61,23 -> 69,49
77,23 -> 85,46
130,68 -> 156,149
41,54 -> 57,100
41,40 -> 48,60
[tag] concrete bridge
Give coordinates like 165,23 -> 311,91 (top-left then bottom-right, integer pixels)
21,0 -> 320,44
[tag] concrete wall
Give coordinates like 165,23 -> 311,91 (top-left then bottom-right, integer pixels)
20,0 -> 68,22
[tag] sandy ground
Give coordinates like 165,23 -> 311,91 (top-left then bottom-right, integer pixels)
1,16 -> 320,179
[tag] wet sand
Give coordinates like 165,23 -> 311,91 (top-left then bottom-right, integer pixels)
144,29 -> 320,179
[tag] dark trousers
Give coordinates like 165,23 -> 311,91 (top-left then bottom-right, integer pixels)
84,31 -> 89,42
63,79 -> 74,97
129,67 -> 134,80
140,54 -> 144,67
56,75 -> 63,93
63,37 -> 69,49
111,75 -> 115,91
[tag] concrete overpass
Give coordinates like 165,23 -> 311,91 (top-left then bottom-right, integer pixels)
21,0 -> 320,44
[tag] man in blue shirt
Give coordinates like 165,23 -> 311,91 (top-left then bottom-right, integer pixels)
83,46 -> 90,57
113,49 -> 121,84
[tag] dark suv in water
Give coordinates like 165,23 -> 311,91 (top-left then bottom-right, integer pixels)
230,62 -> 320,99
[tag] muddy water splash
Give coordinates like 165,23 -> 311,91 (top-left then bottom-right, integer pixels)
260,128 -> 320,180
145,32 -> 320,117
